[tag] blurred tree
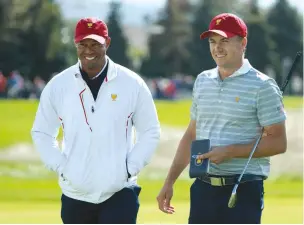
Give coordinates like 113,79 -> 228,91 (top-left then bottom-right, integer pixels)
139,32 -> 167,78
0,0 -> 68,81
0,0 -> 18,75
187,0 -> 215,76
267,0 -> 303,84
61,19 -> 79,67
106,1 -> 131,68
0,0 -> 12,32
245,0 -> 278,74
140,0 -> 192,78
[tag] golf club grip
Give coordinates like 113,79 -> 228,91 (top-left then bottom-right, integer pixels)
280,51 -> 302,93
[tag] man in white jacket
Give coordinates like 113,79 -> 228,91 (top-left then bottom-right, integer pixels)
31,17 -> 161,224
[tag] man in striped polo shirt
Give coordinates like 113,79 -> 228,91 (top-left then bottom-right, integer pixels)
156,13 -> 287,224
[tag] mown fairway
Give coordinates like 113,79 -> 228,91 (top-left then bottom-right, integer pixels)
0,97 -> 302,148
0,97 -> 303,223
0,175 -> 302,224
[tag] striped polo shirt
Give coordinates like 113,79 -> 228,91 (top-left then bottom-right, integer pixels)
190,59 -> 286,177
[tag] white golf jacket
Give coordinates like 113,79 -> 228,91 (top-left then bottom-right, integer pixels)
31,57 -> 161,203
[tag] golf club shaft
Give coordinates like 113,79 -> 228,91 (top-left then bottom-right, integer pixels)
238,51 -> 302,178
228,133 -> 262,208
281,51 -> 303,94
228,51 -> 302,208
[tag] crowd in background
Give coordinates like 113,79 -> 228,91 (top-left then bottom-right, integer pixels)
0,70 -> 46,99
0,70 -> 195,100
0,0 -> 302,101
1,67 -> 303,101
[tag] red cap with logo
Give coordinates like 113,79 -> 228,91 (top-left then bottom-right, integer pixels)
200,13 -> 247,39
74,17 -> 109,44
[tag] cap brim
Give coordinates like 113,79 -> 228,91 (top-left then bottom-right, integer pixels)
74,34 -> 106,44
200,30 -> 236,39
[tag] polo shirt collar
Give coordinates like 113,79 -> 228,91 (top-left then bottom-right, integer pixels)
211,58 -> 252,79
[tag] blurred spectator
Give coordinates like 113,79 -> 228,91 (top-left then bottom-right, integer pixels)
7,70 -> 24,98
33,76 -> 46,98
163,79 -> 176,99
0,71 -> 7,98
23,77 -> 35,99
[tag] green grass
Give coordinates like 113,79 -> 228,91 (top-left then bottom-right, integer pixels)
0,100 -> 38,148
0,96 -> 302,148
0,199 -> 302,224
0,175 -> 302,223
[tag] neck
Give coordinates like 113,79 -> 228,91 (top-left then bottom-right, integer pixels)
218,58 -> 244,80
82,58 -> 107,78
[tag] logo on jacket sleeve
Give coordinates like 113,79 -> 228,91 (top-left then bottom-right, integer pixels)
111,94 -> 117,101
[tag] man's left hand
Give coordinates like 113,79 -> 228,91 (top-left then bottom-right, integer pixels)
196,146 -> 232,164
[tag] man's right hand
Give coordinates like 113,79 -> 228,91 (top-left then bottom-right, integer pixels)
156,183 -> 175,214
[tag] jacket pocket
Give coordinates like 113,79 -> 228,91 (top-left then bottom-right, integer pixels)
59,172 -> 83,194
126,159 -> 131,181
57,153 -> 68,175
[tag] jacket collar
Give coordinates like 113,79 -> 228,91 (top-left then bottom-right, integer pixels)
73,55 -> 117,83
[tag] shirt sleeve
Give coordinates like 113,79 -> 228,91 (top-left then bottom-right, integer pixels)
126,80 -> 161,176
31,81 -> 66,173
257,79 -> 287,127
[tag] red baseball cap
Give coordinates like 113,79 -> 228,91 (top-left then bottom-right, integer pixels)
200,13 -> 247,39
74,17 -> 109,44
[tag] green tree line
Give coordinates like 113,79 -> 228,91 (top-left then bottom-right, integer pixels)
0,0 -> 302,87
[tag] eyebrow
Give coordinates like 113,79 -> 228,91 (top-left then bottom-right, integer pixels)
209,37 -> 229,42
78,40 -> 101,45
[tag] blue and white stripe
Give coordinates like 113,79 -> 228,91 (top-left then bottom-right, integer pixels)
190,59 -> 286,176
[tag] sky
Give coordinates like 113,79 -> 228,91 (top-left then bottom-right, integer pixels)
101,0 -> 304,11
258,0 -> 304,11
58,0 -> 303,26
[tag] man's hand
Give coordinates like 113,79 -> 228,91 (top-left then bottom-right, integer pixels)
156,183 -> 175,214
196,146 -> 232,164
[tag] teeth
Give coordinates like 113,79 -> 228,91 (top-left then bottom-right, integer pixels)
85,57 -> 95,60
216,55 -> 226,58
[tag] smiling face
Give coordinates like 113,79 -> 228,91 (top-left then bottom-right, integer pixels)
208,33 -> 247,70
76,38 -> 110,77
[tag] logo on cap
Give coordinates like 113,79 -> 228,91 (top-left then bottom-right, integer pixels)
199,13 -> 248,39
74,18 -> 109,44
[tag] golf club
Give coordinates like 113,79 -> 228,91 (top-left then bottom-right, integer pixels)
228,51 -> 303,208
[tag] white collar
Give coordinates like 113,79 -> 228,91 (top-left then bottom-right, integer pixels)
212,59 -> 252,79
229,59 -> 252,77
78,58 -> 108,80
74,56 -> 117,83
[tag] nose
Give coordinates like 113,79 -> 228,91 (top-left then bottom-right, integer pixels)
83,46 -> 94,54
214,43 -> 224,52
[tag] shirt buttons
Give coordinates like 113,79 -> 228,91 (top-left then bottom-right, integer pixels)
221,88 -> 224,91
218,100 -> 222,103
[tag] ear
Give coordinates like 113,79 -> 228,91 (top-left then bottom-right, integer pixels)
106,37 -> 111,49
242,37 -> 247,49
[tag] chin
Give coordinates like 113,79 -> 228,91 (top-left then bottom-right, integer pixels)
215,61 -> 226,67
